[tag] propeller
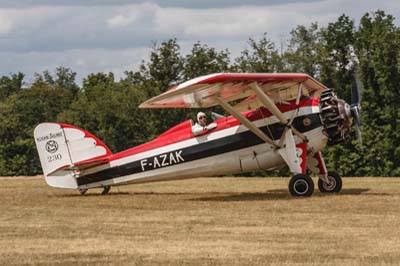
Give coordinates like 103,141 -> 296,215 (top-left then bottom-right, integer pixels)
350,67 -> 363,146
319,64 -> 364,146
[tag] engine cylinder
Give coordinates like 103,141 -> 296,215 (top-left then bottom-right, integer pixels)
319,90 -> 352,145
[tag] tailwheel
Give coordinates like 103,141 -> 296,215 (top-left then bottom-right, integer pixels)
318,172 -> 342,193
101,185 -> 111,195
79,188 -> 88,195
289,174 -> 314,197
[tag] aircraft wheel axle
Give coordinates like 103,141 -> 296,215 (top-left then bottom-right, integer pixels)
289,174 -> 314,197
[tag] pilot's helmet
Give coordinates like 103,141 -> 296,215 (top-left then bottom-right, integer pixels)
197,112 -> 206,123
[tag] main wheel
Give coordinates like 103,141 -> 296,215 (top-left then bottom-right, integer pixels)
289,174 -> 314,197
101,185 -> 111,195
79,188 -> 88,195
318,172 -> 342,193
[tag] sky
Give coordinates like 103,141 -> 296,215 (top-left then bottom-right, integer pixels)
0,0 -> 399,84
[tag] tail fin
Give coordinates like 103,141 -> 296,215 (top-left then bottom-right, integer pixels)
34,123 -> 112,188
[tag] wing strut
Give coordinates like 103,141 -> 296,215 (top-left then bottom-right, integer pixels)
250,82 -> 288,123
214,97 -> 279,148
249,82 -> 307,142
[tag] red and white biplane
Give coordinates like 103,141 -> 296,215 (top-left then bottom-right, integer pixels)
34,73 -> 361,196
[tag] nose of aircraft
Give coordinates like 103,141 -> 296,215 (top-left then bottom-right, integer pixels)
319,88 -> 362,146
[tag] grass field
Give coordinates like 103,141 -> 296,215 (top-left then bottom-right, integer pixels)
1,176 -> 400,266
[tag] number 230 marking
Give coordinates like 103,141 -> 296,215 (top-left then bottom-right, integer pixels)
47,154 -> 62,163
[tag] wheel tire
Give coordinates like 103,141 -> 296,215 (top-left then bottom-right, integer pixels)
318,172 -> 342,193
79,188 -> 88,195
289,174 -> 314,197
101,185 -> 111,195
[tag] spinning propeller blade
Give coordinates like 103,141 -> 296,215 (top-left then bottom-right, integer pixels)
351,66 -> 363,147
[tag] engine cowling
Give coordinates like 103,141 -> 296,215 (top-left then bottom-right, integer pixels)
319,89 -> 353,145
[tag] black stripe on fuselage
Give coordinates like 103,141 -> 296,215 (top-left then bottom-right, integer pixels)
77,113 -> 322,186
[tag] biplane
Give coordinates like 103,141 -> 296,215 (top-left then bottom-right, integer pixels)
34,73 -> 361,196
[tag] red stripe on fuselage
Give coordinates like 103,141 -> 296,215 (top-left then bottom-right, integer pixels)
109,98 -> 320,161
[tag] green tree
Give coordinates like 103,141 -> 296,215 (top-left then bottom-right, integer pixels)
133,39 -> 184,95
0,72 -> 24,101
37,67 -> 80,95
320,15 -> 356,101
284,23 -> 321,76
354,10 -> 400,175
0,82 -> 74,175
234,33 -> 284,72
183,42 -> 231,79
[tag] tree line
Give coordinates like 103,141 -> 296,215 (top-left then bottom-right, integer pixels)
0,11 -> 399,177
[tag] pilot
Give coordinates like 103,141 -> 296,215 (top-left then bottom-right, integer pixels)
192,112 -> 217,136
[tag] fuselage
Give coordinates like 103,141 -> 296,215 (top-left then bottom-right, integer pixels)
77,98 -> 327,189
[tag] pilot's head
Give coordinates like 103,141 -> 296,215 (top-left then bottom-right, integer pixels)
197,112 -> 206,126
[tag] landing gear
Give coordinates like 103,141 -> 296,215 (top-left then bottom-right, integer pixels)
318,172 -> 342,193
101,185 -> 111,195
78,186 -> 111,195
289,174 -> 314,197
79,188 -> 88,195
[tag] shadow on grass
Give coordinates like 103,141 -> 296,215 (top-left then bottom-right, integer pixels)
57,188 -> 390,200
190,188 -> 379,202
57,191 -> 131,197
340,188 -> 371,195
339,188 -> 391,196
58,191 -> 224,198
191,192 -> 292,202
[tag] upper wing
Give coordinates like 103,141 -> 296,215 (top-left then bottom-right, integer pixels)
139,73 -> 327,109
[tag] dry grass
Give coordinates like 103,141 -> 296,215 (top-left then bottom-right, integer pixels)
1,176 -> 400,266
